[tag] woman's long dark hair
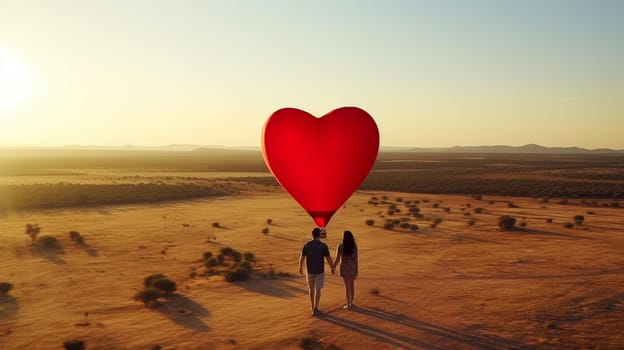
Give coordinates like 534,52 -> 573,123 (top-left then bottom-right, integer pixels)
342,231 -> 356,256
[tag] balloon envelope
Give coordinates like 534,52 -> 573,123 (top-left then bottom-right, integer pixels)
262,107 -> 379,227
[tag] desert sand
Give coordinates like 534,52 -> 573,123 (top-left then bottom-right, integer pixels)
1,189 -> 623,349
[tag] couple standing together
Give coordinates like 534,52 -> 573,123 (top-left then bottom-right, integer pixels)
298,228 -> 358,316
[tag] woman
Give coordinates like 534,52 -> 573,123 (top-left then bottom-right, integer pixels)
333,230 -> 358,309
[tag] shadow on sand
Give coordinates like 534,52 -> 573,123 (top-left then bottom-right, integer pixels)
154,294 -> 211,331
319,306 -> 531,350
235,277 -> 308,298
30,245 -> 66,264
75,242 -> 98,257
521,228 -> 597,240
0,295 -> 19,321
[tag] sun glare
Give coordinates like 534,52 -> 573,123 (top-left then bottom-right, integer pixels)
0,47 -> 33,114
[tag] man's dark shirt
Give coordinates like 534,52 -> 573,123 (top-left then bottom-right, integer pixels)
302,239 -> 330,274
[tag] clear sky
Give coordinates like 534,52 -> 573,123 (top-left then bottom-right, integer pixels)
0,0 -> 622,148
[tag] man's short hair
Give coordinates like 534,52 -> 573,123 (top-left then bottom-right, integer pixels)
312,227 -> 321,238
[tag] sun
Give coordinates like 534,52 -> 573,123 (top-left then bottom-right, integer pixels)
0,47 -> 33,114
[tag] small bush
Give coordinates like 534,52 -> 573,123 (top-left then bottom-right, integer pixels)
519,221 -> 527,228
150,278 -> 176,294
224,267 -> 250,282
266,218 -> 272,225
63,339 -> 86,350
243,252 -> 255,262
399,222 -> 410,230
236,260 -> 252,272
203,251 -> 213,260
365,219 -> 374,226
468,219 -> 476,226
0,282 -> 13,296
433,218 -> 442,225
68,231 -> 84,244
498,215 -> 516,231
216,254 -> 225,265
262,227 -> 270,235
144,273 -> 166,287
212,222 -> 221,228
473,207 -> 484,214
574,215 -> 585,225
300,336 -> 321,350
564,223 -> 574,229
37,235 -> 61,250
25,223 -> 41,243
386,209 -> 395,215
135,287 -> 160,307
432,203 -> 439,208
507,202 -> 519,208
587,211 -> 595,215
205,257 -> 219,267
409,224 -> 419,231
369,288 -> 380,296
546,218 -> 553,223
383,222 -> 394,230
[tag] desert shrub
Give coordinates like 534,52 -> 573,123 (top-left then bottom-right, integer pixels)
587,211 -> 595,215
236,260 -> 252,272
217,254 -> 225,265
63,339 -> 86,350
498,215 -> 516,231
399,222 -> 410,230
383,222 -> 394,230
564,223 -> 574,229
574,215 -> 585,225
220,247 -> 234,256
135,287 -> 160,307
68,231 -> 84,244
369,288 -> 380,296
408,206 -> 420,215
144,273 -> 166,287
231,251 -> 242,262
37,235 -> 61,250
212,222 -> 221,228
468,219 -> 476,226
394,207 -> 401,213
224,267 -> 250,282
381,195 -> 388,200
0,282 -> 13,296
25,223 -> 42,243
203,251 -> 213,260
243,252 -> 255,262
466,203 -> 471,208
205,257 -> 219,267
473,207 -> 484,214
262,227 -> 269,235
299,336 -> 321,350
430,223 -> 438,228
519,221 -> 527,228
386,209 -> 395,215
432,203 -> 439,208
391,219 -> 401,226
150,278 -> 176,294
507,202 -> 519,208
546,218 -> 553,223
365,219 -> 374,226
409,224 -> 419,231
433,218 -> 442,225
388,204 -> 397,210
266,218 -> 272,225
443,207 -> 450,212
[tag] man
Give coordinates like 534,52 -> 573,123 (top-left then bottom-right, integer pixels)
299,227 -> 334,316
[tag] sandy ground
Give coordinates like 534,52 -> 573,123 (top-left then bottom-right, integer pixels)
1,189 -> 623,349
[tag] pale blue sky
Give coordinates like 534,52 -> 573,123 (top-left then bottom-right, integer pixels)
0,0 -> 622,148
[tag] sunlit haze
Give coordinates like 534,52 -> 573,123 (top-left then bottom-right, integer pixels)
0,0 -> 622,149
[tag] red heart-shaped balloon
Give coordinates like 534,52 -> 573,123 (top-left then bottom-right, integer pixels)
262,107 -> 379,227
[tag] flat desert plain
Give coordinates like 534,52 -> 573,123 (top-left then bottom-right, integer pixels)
1,189 -> 623,349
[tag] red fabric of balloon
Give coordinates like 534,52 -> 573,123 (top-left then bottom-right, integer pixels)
262,107 -> 379,227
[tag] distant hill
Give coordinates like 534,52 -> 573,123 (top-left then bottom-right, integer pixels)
389,144 -> 624,154
1,143 -> 622,154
